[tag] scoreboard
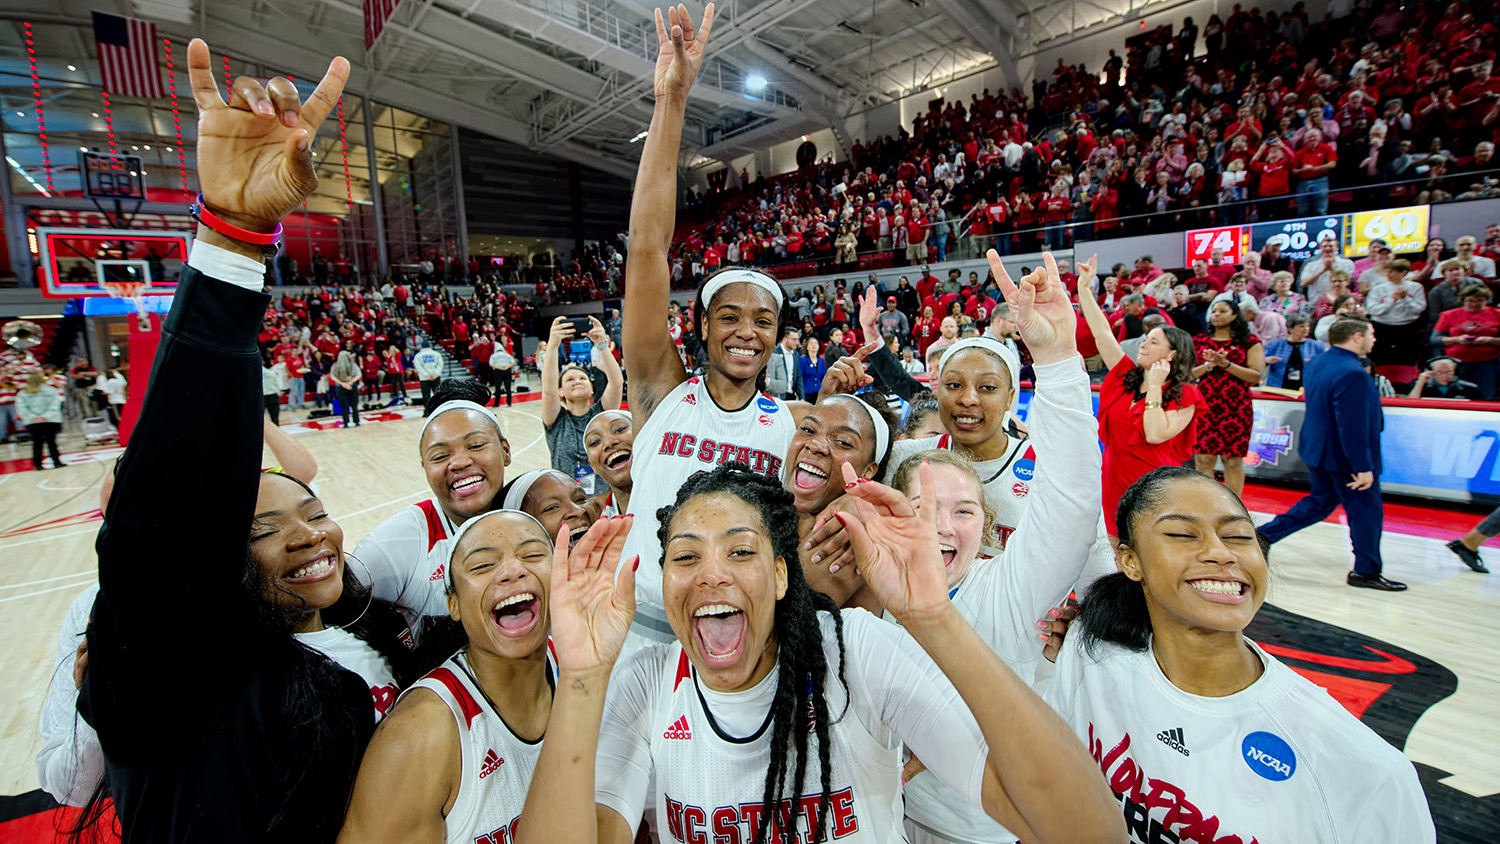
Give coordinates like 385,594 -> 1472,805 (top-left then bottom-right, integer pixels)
1186,203 -> 1432,266
78,151 -> 146,200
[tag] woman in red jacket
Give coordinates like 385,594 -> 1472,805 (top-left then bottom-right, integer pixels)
1092,184 -> 1121,238
1251,140 -> 1294,221
914,304 -> 941,358
361,349 -> 383,400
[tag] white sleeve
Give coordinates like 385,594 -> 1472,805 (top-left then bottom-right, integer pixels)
593,647 -> 662,829
188,240 -> 268,291
1340,756 -> 1436,844
986,358 -> 1103,664
352,508 -> 426,610
36,585 -> 104,806
841,610 -> 989,810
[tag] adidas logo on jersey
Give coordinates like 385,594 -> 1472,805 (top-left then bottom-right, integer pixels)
1156,727 -> 1190,756
663,715 -> 692,740
479,748 -> 505,778
429,564 -> 445,582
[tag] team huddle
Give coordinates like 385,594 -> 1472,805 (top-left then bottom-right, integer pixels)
39,8 -> 1437,844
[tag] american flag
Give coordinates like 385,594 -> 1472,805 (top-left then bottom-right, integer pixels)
92,12 -> 165,99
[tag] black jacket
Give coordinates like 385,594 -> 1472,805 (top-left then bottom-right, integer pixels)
80,266 -> 375,842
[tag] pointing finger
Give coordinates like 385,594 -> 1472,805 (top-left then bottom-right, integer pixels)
988,249 -> 1019,303
186,39 -> 226,111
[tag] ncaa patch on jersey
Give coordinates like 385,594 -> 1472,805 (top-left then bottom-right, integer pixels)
1242,731 -> 1296,781
758,394 -> 779,414
1013,458 -> 1036,481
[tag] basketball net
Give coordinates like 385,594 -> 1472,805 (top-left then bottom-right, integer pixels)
103,279 -> 152,332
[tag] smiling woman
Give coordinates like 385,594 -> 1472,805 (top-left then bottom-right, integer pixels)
1045,467 -> 1436,842
336,509 -> 584,844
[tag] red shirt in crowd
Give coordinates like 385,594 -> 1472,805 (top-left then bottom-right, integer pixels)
1292,143 -> 1337,179
1435,306 -> 1500,362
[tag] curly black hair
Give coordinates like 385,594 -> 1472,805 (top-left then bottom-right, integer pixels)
655,463 -> 848,844
424,378 -> 493,414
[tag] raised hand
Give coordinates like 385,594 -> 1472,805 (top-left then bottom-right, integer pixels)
653,4 -> 716,102
988,249 -> 1079,366
548,516 -> 637,675
858,284 -> 881,341
1076,253 -> 1099,289
587,316 -> 609,347
818,339 -> 880,400
549,316 -> 577,349
187,39 -> 349,232
834,461 -> 949,625
1143,358 -> 1170,390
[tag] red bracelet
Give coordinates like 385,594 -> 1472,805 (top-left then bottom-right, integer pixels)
191,194 -> 282,246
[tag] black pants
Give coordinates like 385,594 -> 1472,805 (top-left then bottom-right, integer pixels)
106,404 -> 121,427
419,378 -> 437,406
263,394 -> 280,425
387,372 -> 407,398
335,385 -> 361,425
493,368 -> 513,405
28,422 -> 61,470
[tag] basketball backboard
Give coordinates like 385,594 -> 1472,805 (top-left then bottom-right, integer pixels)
36,227 -> 193,299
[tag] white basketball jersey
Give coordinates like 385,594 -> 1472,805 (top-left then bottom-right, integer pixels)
623,376 -> 797,642
353,498 -> 456,626
1044,634 -> 1436,844
405,649 -> 556,844
646,645 -> 901,843
883,433 -> 1033,549
295,625 -> 401,722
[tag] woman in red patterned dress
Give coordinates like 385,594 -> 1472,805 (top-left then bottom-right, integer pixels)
1192,297 -> 1266,496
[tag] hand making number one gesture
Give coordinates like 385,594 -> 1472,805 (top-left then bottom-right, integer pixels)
985,248 -> 1079,366
186,38 -> 350,234
653,4 -> 717,102
549,515 -> 637,676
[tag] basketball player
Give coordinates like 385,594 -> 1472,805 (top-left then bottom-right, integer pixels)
498,469 -> 595,549
337,511 -> 625,844
785,393 -> 897,610
355,379 -> 512,624
616,4 -> 864,646
77,41 -> 419,840
1046,467 -> 1435,841
584,410 -> 634,518
510,89 -> 1124,839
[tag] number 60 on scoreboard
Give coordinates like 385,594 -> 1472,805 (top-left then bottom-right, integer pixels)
1346,205 -> 1429,256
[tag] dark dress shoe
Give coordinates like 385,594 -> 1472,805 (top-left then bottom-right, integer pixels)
1446,540 -> 1490,573
1347,572 -> 1408,591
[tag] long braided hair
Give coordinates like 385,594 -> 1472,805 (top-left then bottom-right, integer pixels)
656,463 -> 848,844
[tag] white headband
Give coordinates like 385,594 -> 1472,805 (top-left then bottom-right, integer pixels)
502,469 -> 571,511
701,269 -> 784,310
445,509 -> 553,590
419,400 -> 505,445
938,337 -> 1023,417
828,394 -> 890,463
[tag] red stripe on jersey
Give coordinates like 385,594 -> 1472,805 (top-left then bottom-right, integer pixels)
428,667 -> 484,728
937,434 -> 952,450
673,650 -> 691,691
417,499 -> 447,551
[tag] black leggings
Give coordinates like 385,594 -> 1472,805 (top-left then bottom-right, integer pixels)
28,422 -> 61,469
335,385 -> 360,426
263,394 -> 280,425
493,369 -> 513,405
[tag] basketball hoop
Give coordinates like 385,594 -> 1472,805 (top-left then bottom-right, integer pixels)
104,278 -> 152,332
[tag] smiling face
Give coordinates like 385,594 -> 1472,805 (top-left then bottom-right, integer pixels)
421,410 -> 512,526
584,411 -> 634,493
938,348 -> 1012,452
250,474 -> 346,617
902,462 -> 987,587
1136,327 -> 1177,367
700,282 -> 781,383
786,397 -> 880,513
663,493 -> 787,691
521,473 -> 593,548
560,366 -> 594,402
446,512 -> 552,658
1118,476 -> 1267,637
1208,300 -> 1237,329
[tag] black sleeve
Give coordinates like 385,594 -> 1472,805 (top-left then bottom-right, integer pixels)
866,343 -> 924,400
82,266 -> 271,753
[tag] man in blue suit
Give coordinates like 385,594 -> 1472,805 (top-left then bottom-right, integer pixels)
1259,316 -> 1407,590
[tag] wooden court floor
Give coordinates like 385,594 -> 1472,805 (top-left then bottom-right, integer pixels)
0,405 -> 1496,840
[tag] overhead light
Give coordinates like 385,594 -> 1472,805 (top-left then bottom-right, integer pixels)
131,145 -> 139,150
746,74 -> 767,92
629,130 -> 648,143
92,112 -> 99,118
67,64 -> 76,71
15,112 -> 22,117
79,146 -> 87,151
143,144 -> 150,150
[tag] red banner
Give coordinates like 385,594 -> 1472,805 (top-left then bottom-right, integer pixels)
364,0 -> 403,50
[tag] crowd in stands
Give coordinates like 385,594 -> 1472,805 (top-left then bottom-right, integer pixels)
670,0 -> 1500,280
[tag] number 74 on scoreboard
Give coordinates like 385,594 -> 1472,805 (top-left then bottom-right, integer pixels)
1184,225 -> 1250,266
